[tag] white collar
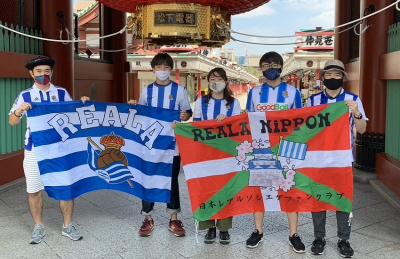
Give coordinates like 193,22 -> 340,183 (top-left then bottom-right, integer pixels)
32,83 -> 55,93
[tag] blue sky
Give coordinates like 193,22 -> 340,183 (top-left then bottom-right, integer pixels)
74,0 -> 335,56
226,0 -> 335,56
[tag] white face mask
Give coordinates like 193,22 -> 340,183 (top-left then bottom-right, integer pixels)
210,82 -> 226,93
155,71 -> 170,81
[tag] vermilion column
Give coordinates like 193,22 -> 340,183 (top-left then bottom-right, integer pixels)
356,0 -> 395,170
102,5 -> 128,102
334,0 -> 351,63
197,74 -> 202,98
359,0 -> 394,133
40,0 -> 74,95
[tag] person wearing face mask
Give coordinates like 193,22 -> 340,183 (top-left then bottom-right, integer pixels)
306,59 -> 367,258
245,52 -> 305,253
192,68 -> 241,245
193,67 -> 241,123
8,56 -> 89,244
129,53 -> 192,238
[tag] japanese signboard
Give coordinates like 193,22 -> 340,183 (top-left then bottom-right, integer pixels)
154,11 -> 197,26
296,31 -> 335,51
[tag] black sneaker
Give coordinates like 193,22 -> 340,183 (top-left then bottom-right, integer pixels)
204,227 -> 216,244
219,231 -> 230,245
289,233 -> 305,253
311,238 -> 326,255
246,230 -> 263,248
338,239 -> 354,258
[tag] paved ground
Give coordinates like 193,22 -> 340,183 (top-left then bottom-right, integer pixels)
1,173 -> 400,259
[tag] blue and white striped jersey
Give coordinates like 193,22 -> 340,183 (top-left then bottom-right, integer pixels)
139,81 -> 192,114
9,84 -> 72,151
246,82 -> 303,112
306,89 -> 368,120
193,96 -> 241,121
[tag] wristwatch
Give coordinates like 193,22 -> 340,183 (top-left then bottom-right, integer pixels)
354,113 -> 363,120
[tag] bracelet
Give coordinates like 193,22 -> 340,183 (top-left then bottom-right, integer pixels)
13,110 -> 23,118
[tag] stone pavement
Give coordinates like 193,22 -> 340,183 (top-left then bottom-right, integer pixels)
1,174 -> 400,259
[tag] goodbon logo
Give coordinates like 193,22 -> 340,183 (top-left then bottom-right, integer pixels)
256,103 -> 289,111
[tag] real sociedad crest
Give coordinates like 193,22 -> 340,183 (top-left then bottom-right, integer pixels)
87,133 -> 134,187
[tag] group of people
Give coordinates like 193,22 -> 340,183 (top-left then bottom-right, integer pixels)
9,51 -> 367,258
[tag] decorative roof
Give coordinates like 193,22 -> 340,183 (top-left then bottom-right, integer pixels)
97,0 -> 270,15
77,2 -> 98,18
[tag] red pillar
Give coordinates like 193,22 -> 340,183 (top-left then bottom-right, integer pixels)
359,0 -> 394,133
355,0 -> 395,171
334,0 -> 351,63
40,0 -> 74,95
197,74 -> 202,98
102,5 -> 128,102
175,69 -> 180,84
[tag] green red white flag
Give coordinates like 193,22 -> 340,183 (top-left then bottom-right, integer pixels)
175,102 -> 353,221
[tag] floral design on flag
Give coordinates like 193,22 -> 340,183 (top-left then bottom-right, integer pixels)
235,139 -> 298,192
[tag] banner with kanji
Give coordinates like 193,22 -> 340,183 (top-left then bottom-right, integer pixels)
175,102 -> 353,221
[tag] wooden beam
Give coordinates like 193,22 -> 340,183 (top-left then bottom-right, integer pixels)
74,59 -> 113,81
0,53 -> 37,78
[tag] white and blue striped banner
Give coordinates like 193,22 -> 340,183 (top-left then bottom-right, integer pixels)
27,101 -> 179,202
278,140 -> 308,160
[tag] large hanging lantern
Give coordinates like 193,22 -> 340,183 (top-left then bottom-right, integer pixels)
98,0 -> 270,47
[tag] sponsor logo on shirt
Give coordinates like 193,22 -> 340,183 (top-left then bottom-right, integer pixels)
256,103 -> 289,112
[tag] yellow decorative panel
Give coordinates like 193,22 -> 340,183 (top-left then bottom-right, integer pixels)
142,4 -> 210,39
131,3 -> 231,46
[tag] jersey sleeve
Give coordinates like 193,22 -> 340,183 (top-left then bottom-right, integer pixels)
9,93 -> 25,116
246,89 -> 254,112
138,87 -> 147,105
193,98 -> 202,121
292,89 -> 303,109
232,99 -> 242,116
179,88 -> 193,115
64,90 -> 73,101
305,97 -> 312,107
356,97 -> 368,121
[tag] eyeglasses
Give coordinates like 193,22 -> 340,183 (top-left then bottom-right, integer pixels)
261,63 -> 281,69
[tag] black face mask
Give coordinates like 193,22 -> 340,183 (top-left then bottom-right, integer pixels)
323,78 -> 343,90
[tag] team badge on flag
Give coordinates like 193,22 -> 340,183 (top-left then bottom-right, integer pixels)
278,139 -> 308,160
87,134 -> 134,186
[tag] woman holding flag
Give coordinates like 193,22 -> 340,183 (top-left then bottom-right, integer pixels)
192,67 -> 241,245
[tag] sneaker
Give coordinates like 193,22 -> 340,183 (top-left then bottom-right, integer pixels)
289,233 -> 305,253
62,223 -> 83,241
138,217 -> 154,237
311,238 -> 326,255
246,230 -> 263,248
30,224 -> 46,244
168,219 -> 185,237
219,231 -> 230,245
338,239 -> 354,258
204,227 -> 216,244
